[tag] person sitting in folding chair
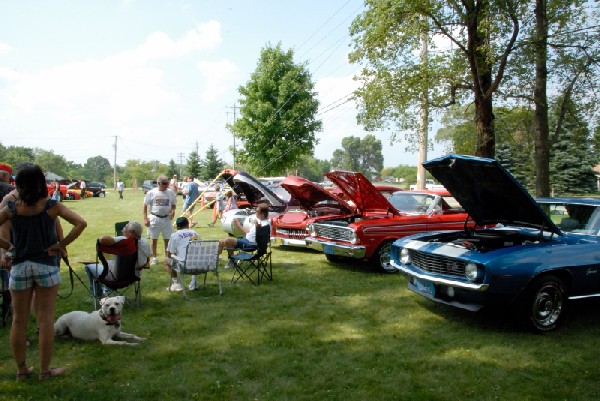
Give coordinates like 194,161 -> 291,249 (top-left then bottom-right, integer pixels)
164,217 -> 199,291
219,204 -> 270,269
84,221 -> 151,299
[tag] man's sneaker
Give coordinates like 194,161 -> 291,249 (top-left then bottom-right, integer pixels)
169,281 -> 183,292
188,280 -> 198,291
224,259 -> 236,269
207,223 -> 215,227
151,257 -> 159,265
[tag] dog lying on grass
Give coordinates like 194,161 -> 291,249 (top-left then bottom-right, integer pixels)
54,296 -> 146,346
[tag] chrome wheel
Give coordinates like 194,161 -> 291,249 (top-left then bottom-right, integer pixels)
376,241 -> 395,273
527,276 -> 566,332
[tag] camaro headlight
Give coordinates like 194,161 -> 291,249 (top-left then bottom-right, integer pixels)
464,262 -> 480,282
400,248 -> 411,264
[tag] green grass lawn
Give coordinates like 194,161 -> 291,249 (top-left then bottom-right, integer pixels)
1,189 -> 599,400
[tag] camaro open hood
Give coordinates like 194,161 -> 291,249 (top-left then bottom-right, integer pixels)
325,170 -> 399,215
280,176 -> 355,213
423,154 -> 561,234
222,170 -> 286,208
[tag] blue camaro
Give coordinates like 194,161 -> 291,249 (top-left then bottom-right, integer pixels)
390,154 -> 600,332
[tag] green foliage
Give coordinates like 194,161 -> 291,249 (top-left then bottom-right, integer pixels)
549,98 -> 598,194
349,0 -> 524,157
121,159 -> 167,188
167,159 -> 179,178
34,149 -> 69,177
231,43 -> 322,176
0,143 -> 35,168
331,134 -> 384,177
294,154 -> 332,182
201,145 -> 224,180
83,155 -> 112,183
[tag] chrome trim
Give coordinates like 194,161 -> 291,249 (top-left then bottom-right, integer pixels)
391,260 -> 489,291
569,293 -> 600,300
271,237 -> 307,247
306,238 -> 366,259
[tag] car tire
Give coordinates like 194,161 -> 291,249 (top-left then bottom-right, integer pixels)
374,241 -> 396,273
523,275 -> 567,332
99,191 -> 106,198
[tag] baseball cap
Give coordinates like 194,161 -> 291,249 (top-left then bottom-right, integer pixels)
176,217 -> 189,228
0,163 -> 12,175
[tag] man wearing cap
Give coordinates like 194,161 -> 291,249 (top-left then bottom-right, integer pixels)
164,217 -> 199,292
143,175 -> 177,265
84,221 -> 151,299
0,163 -> 13,201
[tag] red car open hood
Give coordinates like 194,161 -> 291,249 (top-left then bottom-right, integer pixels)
325,170 -> 400,215
281,176 -> 355,214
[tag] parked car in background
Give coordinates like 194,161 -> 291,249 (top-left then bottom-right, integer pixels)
220,170 -> 288,237
305,170 -> 468,272
64,182 -> 92,200
272,177 -> 401,248
390,154 -> 600,332
142,180 -> 157,194
89,182 -> 106,197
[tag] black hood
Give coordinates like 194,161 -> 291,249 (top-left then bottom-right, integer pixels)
423,154 -> 561,235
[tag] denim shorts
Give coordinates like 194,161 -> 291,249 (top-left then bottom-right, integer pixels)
236,238 -> 257,251
9,261 -> 61,290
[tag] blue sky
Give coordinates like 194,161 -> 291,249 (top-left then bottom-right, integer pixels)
0,0 -> 444,170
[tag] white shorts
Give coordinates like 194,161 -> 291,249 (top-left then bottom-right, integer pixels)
147,215 -> 174,240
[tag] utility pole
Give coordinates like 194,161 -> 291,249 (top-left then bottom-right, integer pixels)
177,152 -> 185,176
113,136 -> 117,189
226,104 -> 239,170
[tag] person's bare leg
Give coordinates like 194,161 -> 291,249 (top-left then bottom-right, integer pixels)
151,239 -> 158,258
163,238 -> 169,259
34,284 -> 62,378
220,237 -> 237,257
10,287 -> 34,377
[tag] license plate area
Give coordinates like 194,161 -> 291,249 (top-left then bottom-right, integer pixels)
323,244 -> 334,255
414,278 -> 435,296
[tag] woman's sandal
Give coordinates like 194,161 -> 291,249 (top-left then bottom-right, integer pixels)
16,366 -> 34,382
39,367 -> 65,381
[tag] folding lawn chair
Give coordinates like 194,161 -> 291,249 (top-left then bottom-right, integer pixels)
83,237 -> 142,309
115,221 -> 129,236
171,240 -> 222,300
230,224 -> 272,286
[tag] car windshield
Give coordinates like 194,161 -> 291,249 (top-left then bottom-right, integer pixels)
388,193 -> 437,214
540,202 -> 600,235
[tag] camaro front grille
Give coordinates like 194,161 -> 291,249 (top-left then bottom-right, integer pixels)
409,250 -> 466,278
275,228 -> 306,239
313,224 -> 354,242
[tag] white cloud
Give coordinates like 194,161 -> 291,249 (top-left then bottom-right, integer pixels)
197,59 -> 240,102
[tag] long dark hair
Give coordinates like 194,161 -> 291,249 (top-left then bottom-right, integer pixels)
16,163 -> 48,206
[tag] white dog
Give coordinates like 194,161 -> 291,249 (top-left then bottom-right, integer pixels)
54,296 -> 146,346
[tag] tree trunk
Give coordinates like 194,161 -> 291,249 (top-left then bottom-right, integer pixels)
467,1 -> 495,158
534,0 -> 550,197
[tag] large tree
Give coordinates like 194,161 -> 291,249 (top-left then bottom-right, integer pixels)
83,155 -> 112,182
231,43 -> 322,176
330,134 -> 384,177
201,145 -> 224,181
349,0 -> 523,158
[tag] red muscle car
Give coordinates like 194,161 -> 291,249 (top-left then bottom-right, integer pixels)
305,170 -> 468,272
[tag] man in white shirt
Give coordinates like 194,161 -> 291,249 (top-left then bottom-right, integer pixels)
219,205 -> 270,269
164,217 -> 200,291
143,175 -> 177,265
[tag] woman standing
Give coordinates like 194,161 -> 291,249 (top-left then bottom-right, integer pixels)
0,163 -> 87,381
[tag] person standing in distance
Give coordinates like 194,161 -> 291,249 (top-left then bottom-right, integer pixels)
182,176 -> 199,227
116,178 -> 124,199
143,175 -> 177,265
